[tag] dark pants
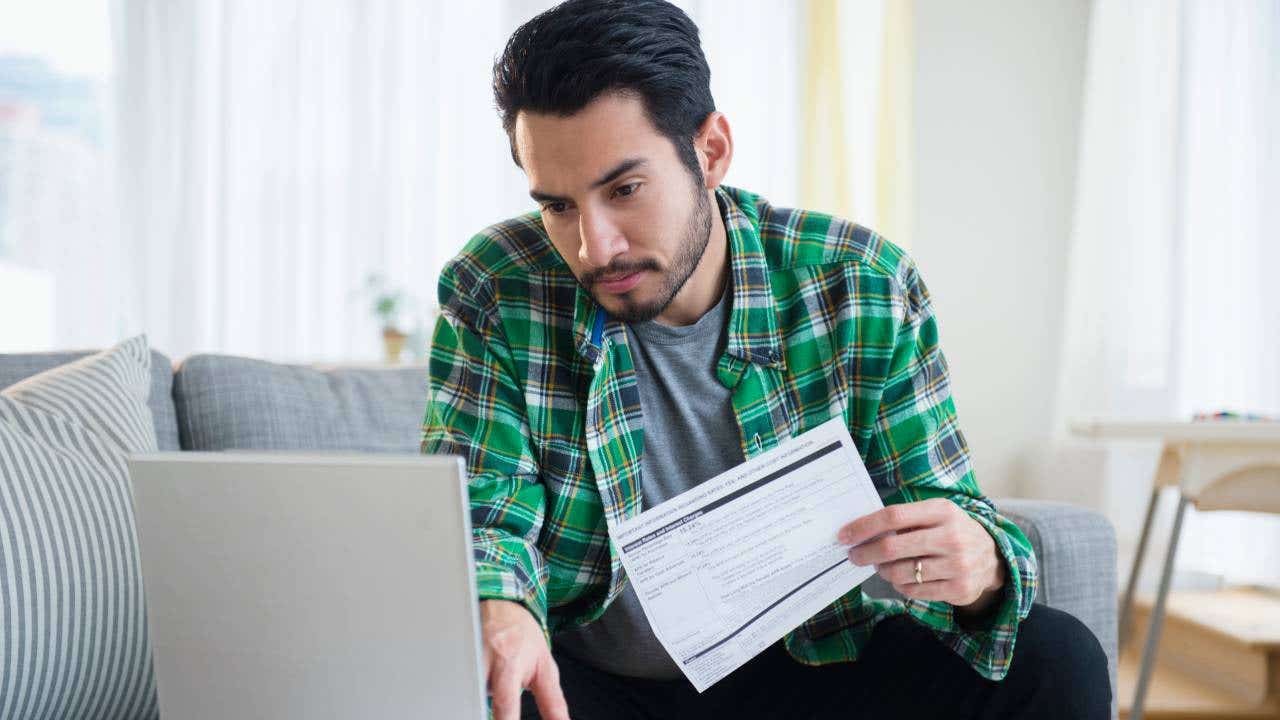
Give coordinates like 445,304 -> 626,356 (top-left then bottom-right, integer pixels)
522,604 -> 1110,719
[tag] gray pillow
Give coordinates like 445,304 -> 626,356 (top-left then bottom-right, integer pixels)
0,335 -> 159,720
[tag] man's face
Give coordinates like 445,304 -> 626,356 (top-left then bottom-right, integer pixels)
514,93 -> 714,324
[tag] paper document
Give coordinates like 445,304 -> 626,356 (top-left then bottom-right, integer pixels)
613,417 -> 884,692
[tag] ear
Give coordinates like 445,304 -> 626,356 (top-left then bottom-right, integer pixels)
693,111 -> 733,189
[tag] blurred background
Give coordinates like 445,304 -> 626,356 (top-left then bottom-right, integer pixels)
1,0 -> 1277,598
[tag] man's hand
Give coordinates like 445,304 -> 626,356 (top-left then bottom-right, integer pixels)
837,498 -> 1006,614
480,599 -> 569,720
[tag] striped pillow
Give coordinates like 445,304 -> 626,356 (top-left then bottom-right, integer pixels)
0,335 -> 159,720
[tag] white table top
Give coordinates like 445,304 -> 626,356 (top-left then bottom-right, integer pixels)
1070,419 -> 1280,443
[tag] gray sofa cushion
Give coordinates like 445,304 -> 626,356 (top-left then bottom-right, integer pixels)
173,355 -> 429,452
0,335 -> 159,719
0,348 -> 179,451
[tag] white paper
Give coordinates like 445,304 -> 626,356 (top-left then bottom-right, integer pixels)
612,417 -> 884,692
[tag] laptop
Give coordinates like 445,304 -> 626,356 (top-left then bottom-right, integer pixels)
127,452 -> 488,720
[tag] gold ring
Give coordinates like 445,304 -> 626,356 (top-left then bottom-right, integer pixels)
914,558 -> 923,584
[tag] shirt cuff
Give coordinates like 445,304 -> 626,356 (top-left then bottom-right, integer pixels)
474,543 -> 551,647
901,511 -> 1035,681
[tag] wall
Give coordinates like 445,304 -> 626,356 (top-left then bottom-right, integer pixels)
911,0 -> 1092,497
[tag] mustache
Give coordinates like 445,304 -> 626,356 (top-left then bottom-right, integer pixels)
583,259 -> 661,288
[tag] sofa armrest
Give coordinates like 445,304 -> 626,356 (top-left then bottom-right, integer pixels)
861,498 -> 1117,713
996,498 -> 1118,713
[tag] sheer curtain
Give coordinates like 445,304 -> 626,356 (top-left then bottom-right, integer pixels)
112,1 -> 529,363
109,0 -> 807,364
1051,0 -> 1280,586
797,0 -> 913,247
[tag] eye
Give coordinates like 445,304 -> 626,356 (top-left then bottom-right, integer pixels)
613,182 -> 640,199
543,201 -> 569,215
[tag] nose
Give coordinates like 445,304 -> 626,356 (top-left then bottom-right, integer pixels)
577,206 -> 628,269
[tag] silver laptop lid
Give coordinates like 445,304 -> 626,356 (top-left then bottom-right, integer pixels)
128,452 -> 486,720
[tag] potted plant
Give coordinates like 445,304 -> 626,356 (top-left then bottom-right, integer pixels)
361,274 -> 409,364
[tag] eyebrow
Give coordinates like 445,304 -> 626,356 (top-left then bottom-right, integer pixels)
529,157 -> 648,204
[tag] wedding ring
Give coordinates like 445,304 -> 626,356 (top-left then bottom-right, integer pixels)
914,558 -> 923,584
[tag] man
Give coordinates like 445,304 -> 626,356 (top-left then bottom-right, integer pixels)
421,1 -> 1110,718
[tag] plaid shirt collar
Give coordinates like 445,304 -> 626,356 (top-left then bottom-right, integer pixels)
570,185 -> 786,370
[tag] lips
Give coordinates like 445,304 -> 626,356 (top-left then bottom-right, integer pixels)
596,270 -> 645,294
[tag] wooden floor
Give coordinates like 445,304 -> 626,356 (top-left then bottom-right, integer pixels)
1118,588 -> 1280,720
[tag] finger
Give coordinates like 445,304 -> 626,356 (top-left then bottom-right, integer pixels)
875,554 -> 957,586
488,659 -> 523,720
838,499 -> 955,546
530,655 -> 571,720
892,578 -> 961,603
848,526 -> 950,567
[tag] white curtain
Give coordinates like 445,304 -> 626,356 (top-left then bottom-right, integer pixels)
1052,0 -> 1280,586
112,0 -> 530,363
109,0 -> 805,364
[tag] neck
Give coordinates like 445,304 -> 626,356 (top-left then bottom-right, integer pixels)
655,189 -> 729,327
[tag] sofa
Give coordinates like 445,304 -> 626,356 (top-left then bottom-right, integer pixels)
0,345 -> 1118,716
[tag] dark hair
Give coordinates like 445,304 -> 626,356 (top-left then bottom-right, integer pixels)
493,0 -> 715,180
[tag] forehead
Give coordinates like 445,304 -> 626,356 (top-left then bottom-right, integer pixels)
514,93 -> 675,190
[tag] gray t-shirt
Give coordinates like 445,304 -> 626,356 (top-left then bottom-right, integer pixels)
553,287 -> 744,679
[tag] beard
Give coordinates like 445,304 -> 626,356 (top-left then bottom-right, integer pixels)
581,185 -> 715,324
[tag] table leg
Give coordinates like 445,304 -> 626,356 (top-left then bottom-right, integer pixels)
1130,493 -> 1189,720
1120,486 -> 1161,649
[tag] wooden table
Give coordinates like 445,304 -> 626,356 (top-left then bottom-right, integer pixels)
1070,419 -> 1280,720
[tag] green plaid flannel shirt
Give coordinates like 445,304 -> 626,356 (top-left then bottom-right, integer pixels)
421,185 -> 1037,681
